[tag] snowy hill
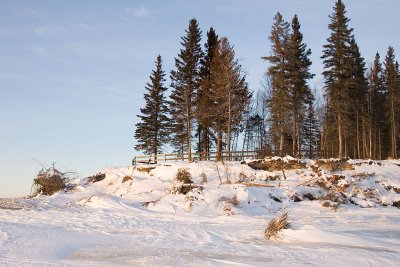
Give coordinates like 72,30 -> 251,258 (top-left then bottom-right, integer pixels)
1,157 -> 400,266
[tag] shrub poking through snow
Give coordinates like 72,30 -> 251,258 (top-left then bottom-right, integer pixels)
137,166 -> 156,173
175,168 -> 193,184
264,212 -> 290,240
32,163 -> 76,196
89,173 -> 106,183
219,195 -> 239,206
248,158 -> 306,171
200,172 -> 208,184
316,158 -> 354,171
122,176 -> 132,183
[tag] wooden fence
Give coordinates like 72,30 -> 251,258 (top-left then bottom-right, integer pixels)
132,150 -> 324,165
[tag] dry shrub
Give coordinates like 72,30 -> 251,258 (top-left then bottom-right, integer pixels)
32,163 -> 77,196
199,172 -> 208,184
171,184 -> 203,195
315,178 -> 330,189
137,166 -> 156,173
392,200 -> 400,208
316,159 -> 354,171
363,188 -> 379,199
264,212 -> 290,240
89,173 -> 106,183
265,174 -> 280,181
219,195 -> 239,206
175,168 -> 193,184
351,172 -> 375,180
329,174 -> 345,184
322,201 -> 330,208
248,158 -> 306,171
237,171 -> 248,183
322,200 -> 341,210
141,199 -> 160,208
122,176 -> 132,183
310,165 -> 320,173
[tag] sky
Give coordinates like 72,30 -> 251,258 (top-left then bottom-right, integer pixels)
0,0 -> 399,197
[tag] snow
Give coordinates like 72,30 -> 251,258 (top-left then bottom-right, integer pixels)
1,157 -> 400,266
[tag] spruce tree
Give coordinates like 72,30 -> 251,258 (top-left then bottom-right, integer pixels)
321,0 -> 354,158
134,55 -> 170,161
196,27 -> 219,157
347,38 -> 368,158
302,101 -> 320,158
263,12 -> 290,155
368,52 -> 388,159
286,14 -> 314,157
383,46 -> 399,158
169,18 -> 203,159
210,37 -> 251,159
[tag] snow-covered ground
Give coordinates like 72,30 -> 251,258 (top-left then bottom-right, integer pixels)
1,157 -> 400,266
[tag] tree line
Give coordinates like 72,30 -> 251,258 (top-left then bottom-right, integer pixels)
135,0 -> 399,160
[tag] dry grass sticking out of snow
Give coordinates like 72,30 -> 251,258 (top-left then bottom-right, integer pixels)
264,212 -> 290,240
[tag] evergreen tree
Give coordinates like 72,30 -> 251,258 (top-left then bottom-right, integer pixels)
210,37 -> 251,159
263,12 -> 291,155
134,55 -> 170,160
301,101 -> 320,158
196,27 -> 219,157
169,19 -> 203,160
347,38 -> 368,158
321,0 -> 354,158
383,46 -> 399,158
286,14 -> 314,157
368,52 -> 388,159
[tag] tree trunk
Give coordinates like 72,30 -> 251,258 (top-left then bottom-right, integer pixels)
338,114 -> 343,158
186,102 -> 192,162
279,126 -> 284,156
391,98 -> 397,158
217,130 -> 223,161
227,90 -> 232,161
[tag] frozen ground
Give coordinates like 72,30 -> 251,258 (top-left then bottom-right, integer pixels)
1,157 -> 399,266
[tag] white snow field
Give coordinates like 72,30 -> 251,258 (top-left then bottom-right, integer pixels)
1,157 -> 400,266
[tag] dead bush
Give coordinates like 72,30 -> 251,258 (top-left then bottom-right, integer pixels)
175,168 -> 193,184
171,184 -> 203,195
89,173 -> 106,183
310,165 -> 320,173
219,195 -> 239,206
316,159 -> 354,171
315,178 -> 330,189
237,171 -> 248,183
329,174 -> 345,184
264,212 -> 290,240
392,200 -> 400,208
322,200 -> 341,210
351,172 -> 375,180
264,174 -> 280,181
32,163 -> 77,196
137,166 -> 156,173
363,188 -> 379,199
248,158 -> 306,171
199,172 -> 208,184
122,176 -> 132,183
322,201 -> 331,208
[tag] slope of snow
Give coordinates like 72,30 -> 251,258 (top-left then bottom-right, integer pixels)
1,158 -> 400,266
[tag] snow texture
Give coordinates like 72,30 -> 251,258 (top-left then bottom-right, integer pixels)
0,157 -> 399,266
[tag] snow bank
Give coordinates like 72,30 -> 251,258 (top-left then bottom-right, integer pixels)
0,158 -> 399,266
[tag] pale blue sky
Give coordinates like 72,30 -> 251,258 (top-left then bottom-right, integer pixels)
1,0 -> 399,197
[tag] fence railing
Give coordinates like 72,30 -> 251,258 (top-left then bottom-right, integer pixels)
132,149 -> 325,165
